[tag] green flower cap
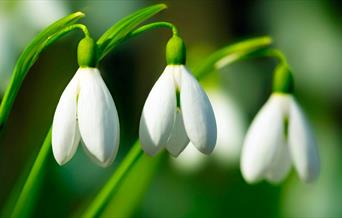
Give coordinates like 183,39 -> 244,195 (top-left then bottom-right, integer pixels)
272,64 -> 294,94
166,35 -> 186,65
78,37 -> 97,68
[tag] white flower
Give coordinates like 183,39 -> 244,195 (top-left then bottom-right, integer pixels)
241,93 -> 320,184
171,87 -> 247,172
52,68 -> 120,167
139,65 -> 217,156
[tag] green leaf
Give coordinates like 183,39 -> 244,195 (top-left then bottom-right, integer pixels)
0,12 -> 84,129
97,3 -> 167,61
100,152 -> 164,218
193,36 -> 272,79
14,11 -> 84,80
10,128 -> 52,218
82,141 -> 144,218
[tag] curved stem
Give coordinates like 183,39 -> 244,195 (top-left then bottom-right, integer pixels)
11,128 -> 52,218
83,141 -> 143,218
128,21 -> 178,38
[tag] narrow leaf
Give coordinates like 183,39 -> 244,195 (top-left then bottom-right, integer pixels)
100,152 -> 164,218
97,3 -> 167,60
0,12 -> 84,129
194,36 -> 272,79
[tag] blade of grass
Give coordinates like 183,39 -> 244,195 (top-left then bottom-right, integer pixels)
82,141 -> 143,218
0,12 -> 84,131
11,128 -> 52,218
99,151 -> 164,218
194,36 -> 272,79
96,3 -> 167,61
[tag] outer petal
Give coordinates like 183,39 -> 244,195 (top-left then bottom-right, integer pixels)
77,68 -> 120,167
241,94 -> 289,183
179,66 -> 217,154
288,97 -> 320,182
52,72 -> 81,165
139,66 -> 177,155
165,110 -> 190,157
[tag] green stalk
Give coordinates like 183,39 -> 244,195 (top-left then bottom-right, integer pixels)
11,128 -> 52,218
128,22 -> 178,37
83,141 -> 143,218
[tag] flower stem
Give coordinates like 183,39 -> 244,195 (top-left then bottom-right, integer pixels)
11,128 -> 52,218
82,141 -> 143,218
236,47 -> 288,66
128,21 -> 178,37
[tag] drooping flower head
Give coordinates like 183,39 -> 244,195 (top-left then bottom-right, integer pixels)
139,35 -> 217,157
241,64 -> 320,183
52,37 -> 120,167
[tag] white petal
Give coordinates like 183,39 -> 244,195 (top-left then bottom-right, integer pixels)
265,141 -> 292,184
289,97 -> 320,182
77,68 -> 120,167
52,72 -> 81,165
139,66 -> 177,155
165,110 -> 190,157
241,94 -> 290,183
179,66 -> 217,154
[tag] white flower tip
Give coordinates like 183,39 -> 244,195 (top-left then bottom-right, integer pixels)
192,128 -> 217,155
196,141 -> 216,155
140,142 -> 161,156
300,162 -> 320,183
52,145 -> 72,166
139,119 -> 163,156
83,144 -> 119,168
166,147 -> 184,157
241,162 -> 262,184
54,156 -> 68,166
97,157 -> 115,168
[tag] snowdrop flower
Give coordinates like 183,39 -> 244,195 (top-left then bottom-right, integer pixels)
52,37 -> 120,167
241,66 -> 320,183
171,87 -> 247,173
139,36 -> 217,157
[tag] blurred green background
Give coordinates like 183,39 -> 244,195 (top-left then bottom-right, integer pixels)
1,0 -> 342,217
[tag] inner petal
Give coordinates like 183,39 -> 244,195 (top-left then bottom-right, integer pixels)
165,110 -> 190,157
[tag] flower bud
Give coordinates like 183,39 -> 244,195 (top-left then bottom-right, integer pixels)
77,37 -> 97,68
166,35 -> 186,65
